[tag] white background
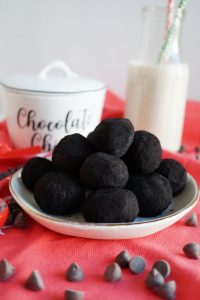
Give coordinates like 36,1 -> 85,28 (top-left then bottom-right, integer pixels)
0,0 -> 199,100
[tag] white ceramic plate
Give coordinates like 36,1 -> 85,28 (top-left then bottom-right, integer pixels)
9,169 -> 199,240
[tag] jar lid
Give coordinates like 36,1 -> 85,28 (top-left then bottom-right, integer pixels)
1,60 -> 106,94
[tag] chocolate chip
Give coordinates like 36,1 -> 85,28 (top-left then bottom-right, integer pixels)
183,243 -> 200,259
115,250 -> 131,268
7,168 -> 15,174
65,289 -> 85,300
155,280 -> 176,300
5,212 -> 14,227
104,263 -> 122,282
145,268 -> 165,289
129,256 -> 146,274
5,201 -> 22,226
14,211 -> 27,228
185,212 -> 198,227
24,270 -> 44,291
194,146 -> 200,153
66,263 -> 84,282
152,260 -> 171,278
0,259 -> 15,281
178,145 -> 185,153
194,146 -> 200,159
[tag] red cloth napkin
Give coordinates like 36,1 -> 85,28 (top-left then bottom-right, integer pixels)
0,91 -> 200,300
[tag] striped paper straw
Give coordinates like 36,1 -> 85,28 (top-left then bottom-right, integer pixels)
165,0 -> 175,34
157,0 -> 188,64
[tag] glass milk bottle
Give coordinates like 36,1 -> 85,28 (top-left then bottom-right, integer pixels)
125,6 -> 189,152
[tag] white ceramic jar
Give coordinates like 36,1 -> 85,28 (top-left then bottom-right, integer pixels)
1,60 -> 106,151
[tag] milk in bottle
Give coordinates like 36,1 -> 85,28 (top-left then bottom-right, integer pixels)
125,7 -> 189,152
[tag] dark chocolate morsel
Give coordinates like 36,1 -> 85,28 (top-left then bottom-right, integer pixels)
80,152 -> 129,190
155,281 -> 176,300
122,130 -> 162,174
52,133 -> 95,175
34,172 -> 84,215
24,270 -> 45,291
0,259 -> 15,281
83,188 -> 139,223
183,243 -> 200,259
185,212 -> 198,227
66,263 -> 84,282
104,263 -> 122,282
5,201 -> 22,226
152,260 -> 171,278
129,256 -> 146,274
145,268 -> 165,289
21,157 -> 53,191
14,212 -> 27,228
127,173 -> 172,217
88,118 -> 134,157
156,159 -> 187,196
115,250 -> 131,268
65,289 -> 85,300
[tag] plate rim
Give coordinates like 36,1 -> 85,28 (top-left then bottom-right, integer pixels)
9,169 -> 199,228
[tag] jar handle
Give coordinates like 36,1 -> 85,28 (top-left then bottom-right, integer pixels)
38,60 -> 77,79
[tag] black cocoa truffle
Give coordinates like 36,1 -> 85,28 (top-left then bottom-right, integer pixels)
21,157 -> 53,191
127,173 -> 172,217
80,152 -> 129,189
83,188 -> 139,223
156,159 -> 187,196
88,118 -> 134,157
34,172 -> 84,215
122,130 -> 162,174
52,133 -> 95,175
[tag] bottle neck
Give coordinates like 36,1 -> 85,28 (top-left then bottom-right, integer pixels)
138,6 -> 183,64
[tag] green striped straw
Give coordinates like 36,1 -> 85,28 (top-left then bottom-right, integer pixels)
157,0 -> 188,64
